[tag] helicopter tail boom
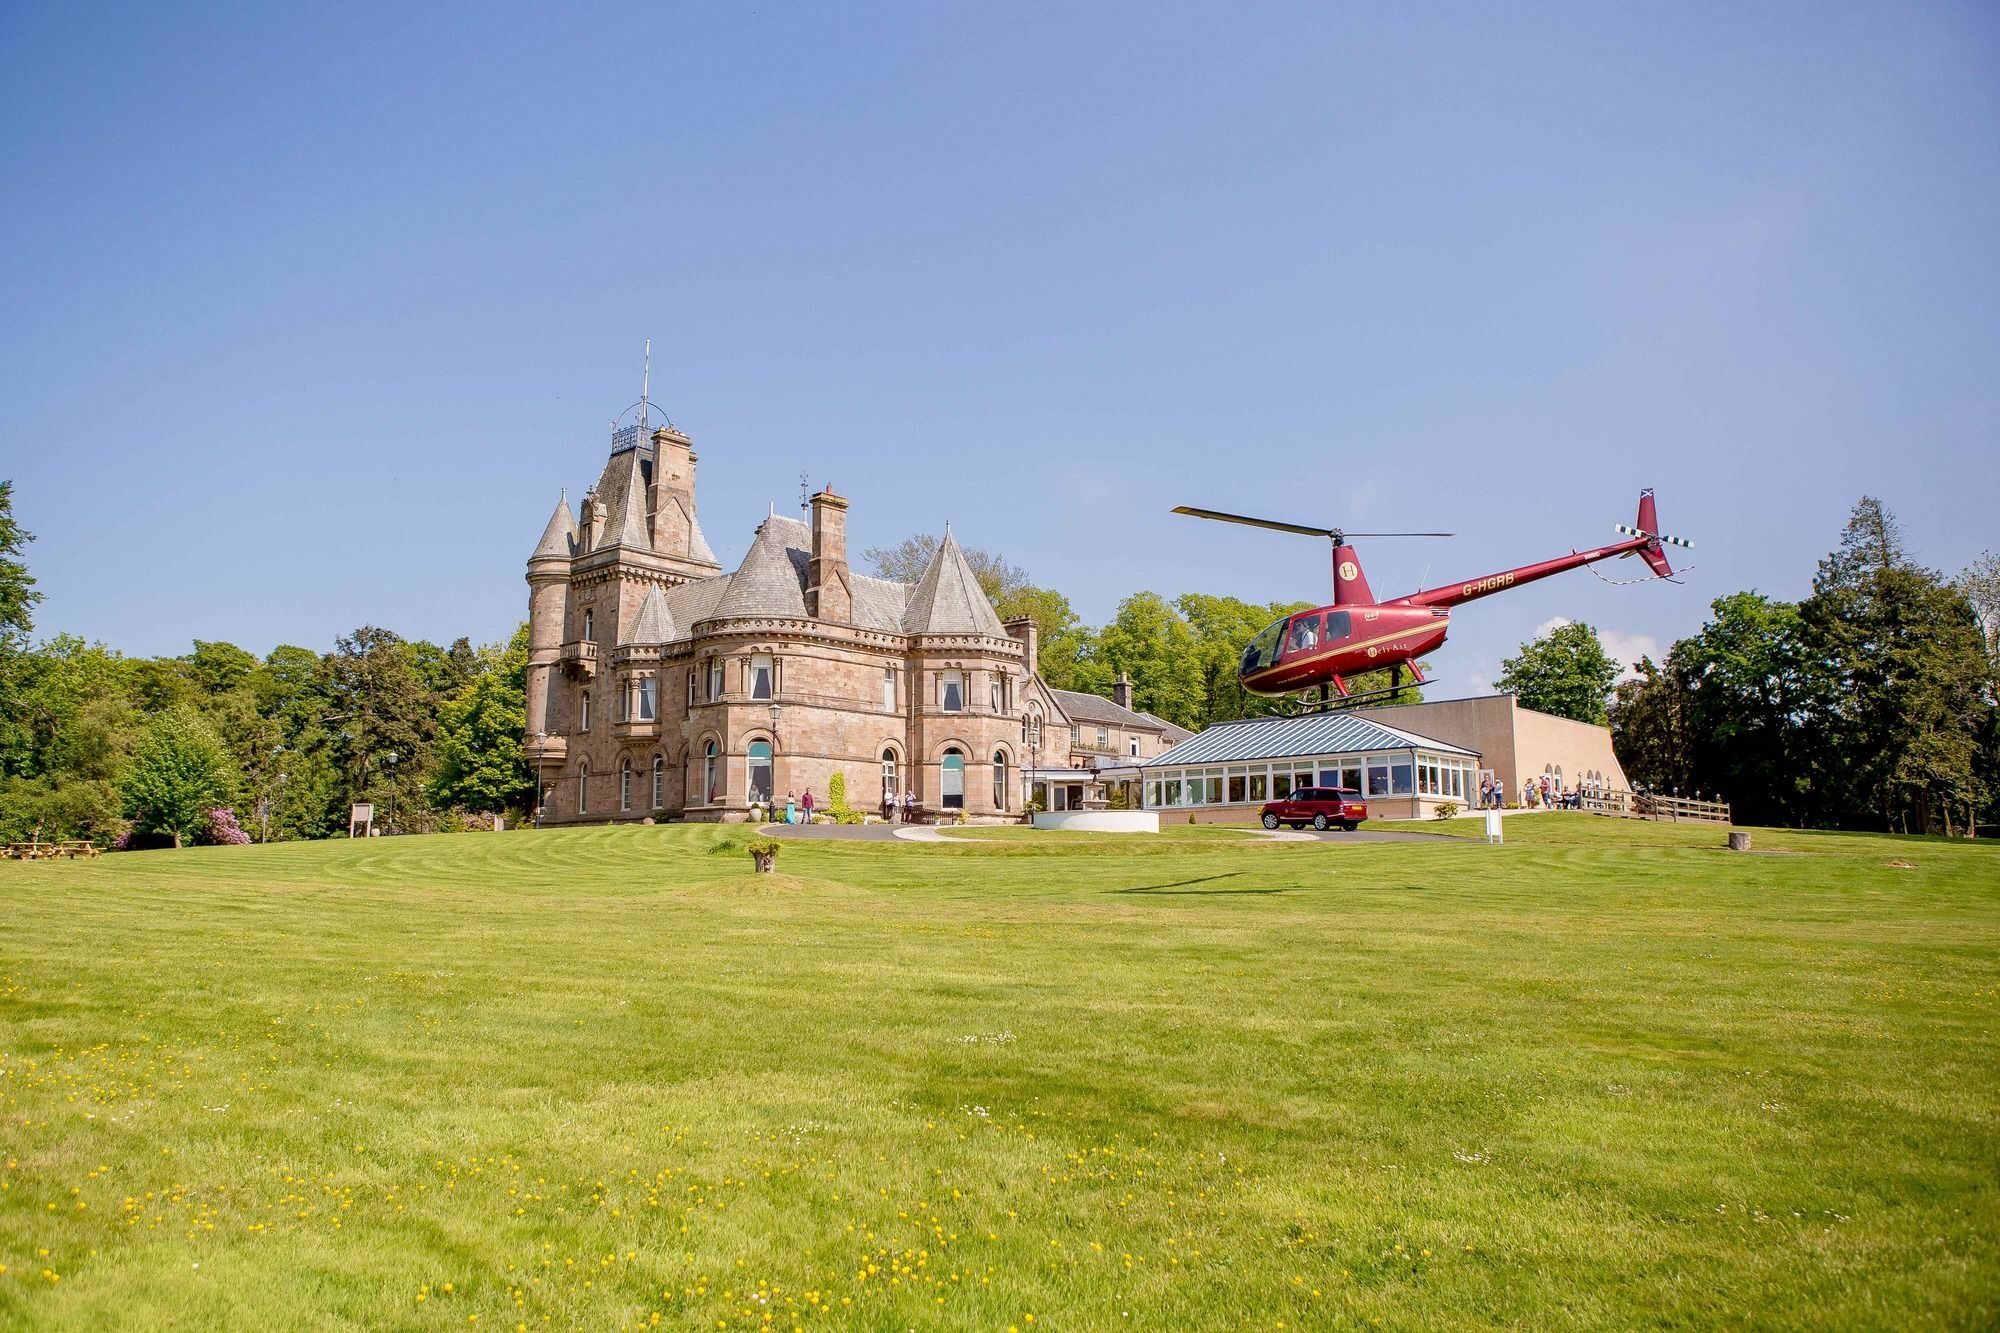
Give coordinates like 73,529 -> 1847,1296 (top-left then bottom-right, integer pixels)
1402,490 -> 1688,609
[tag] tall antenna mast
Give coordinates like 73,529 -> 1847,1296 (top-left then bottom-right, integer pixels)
640,338 -> 651,435
799,472 -> 811,514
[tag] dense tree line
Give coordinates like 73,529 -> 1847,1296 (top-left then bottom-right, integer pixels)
1603,499 -> 1995,834
0,481 -> 532,845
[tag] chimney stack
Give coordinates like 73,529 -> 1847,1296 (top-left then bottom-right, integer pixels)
1112,671 -> 1133,711
807,487 -> 852,622
1005,616 -> 1039,677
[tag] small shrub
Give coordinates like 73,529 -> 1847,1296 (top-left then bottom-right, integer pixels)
827,771 -> 850,817
205,807 -> 252,845
1432,800 -> 1461,820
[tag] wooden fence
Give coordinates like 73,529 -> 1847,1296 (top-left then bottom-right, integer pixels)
1580,791 -> 1732,825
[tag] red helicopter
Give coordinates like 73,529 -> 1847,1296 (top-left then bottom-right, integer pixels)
1175,489 -> 1691,710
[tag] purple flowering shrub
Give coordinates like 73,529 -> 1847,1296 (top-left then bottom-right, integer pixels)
204,807 -> 251,846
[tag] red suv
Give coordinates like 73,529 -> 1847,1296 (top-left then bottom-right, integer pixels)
1261,787 -> 1367,832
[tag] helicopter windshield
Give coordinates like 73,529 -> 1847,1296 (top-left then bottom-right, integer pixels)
1240,618 -> 1287,674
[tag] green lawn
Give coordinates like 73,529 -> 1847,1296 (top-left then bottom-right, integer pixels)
2,818 -> 1996,1329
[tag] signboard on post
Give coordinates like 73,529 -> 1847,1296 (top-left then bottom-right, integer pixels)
349,803 -> 374,839
1484,808 -> 1503,845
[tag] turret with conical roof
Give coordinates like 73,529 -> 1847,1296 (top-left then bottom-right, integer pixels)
903,527 -> 1011,637
524,490 -> 577,746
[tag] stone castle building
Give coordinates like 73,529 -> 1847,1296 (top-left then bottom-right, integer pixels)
523,410 -> 1184,823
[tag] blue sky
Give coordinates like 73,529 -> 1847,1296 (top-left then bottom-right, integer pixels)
3,2 -> 1995,694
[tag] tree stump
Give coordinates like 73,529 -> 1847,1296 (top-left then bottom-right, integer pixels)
1727,830 -> 1752,852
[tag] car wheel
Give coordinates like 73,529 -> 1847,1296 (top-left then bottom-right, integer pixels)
1312,813 -> 1330,831
1341,821 -> 1357,832
1261,813 -> 1280,830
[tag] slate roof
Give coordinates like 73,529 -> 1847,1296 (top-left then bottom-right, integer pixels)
618,585 -> 678,646
1050,689 -> 1191,741
711,516 -> 811,620
530,493 -> 577,561
1138,711 -> 1473,768
902,530 -> 1011,637
591,448 -> 650,552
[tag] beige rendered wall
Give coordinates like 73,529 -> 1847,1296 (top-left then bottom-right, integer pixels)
1354,695 -> 1629,798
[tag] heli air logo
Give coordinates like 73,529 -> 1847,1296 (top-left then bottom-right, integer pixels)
1462,571 -> 1517,598
1339,561 -> 1359,582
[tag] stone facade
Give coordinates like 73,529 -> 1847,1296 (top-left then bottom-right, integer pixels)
524,413 -> 1090,824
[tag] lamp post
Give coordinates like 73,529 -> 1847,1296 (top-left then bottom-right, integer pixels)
766,703 -> 780,813
260,744 -> 285,844
385,750 -> 399,832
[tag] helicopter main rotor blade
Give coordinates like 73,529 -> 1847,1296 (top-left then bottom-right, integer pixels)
1172,507 -> 1454,540
1171,506 -> 1334,538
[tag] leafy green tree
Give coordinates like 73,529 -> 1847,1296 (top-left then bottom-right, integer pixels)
0,480 -> 43,775
1960,551 -> 2000,683
1668,592 -> 1813,823
327,626 -> 436,828
0,480 -> 38,642
1609,656 -> 1693,795
1095,592 -> 1205,729
994,584 -> 1101,690
184,641 -> 260,696
428,628 -> 533,815
122,706 -> 237,848
1495,620 -> 1621,725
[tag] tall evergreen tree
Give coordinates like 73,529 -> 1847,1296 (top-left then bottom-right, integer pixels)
1799,498 -> 1991,833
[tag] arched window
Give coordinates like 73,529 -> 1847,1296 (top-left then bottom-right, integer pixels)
1026,712 -> 1042,747
620,757 -> 633,811
881,748 -> 899,805
580,691 -> 592,732
703,741 -> 719,803
941,749 -> 965,809
578,759 -> 589,814
992,750 -> 1007,809
747,740 -> 773,806
652,756 -> 665,810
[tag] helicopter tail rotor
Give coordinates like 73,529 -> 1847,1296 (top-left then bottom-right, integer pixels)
1615,489 -> 1693,579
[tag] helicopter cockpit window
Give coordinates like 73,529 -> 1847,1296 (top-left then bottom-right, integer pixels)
1241,618 -> 1286,674
1324,611 -> 1351,640
1288,613 -> 1323,653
